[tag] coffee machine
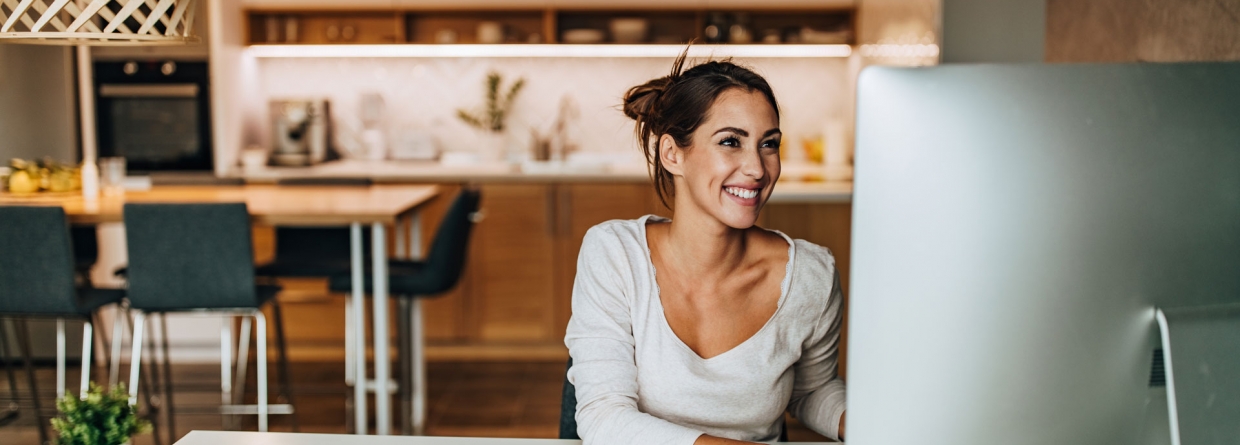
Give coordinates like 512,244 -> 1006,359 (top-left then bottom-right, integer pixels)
270,99 -> 331,166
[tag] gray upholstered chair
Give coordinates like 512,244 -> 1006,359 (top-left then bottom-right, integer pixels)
122,203 -> 294,436
0,206 -> 125,444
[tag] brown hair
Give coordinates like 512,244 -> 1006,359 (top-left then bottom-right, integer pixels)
623,48 -> 780,208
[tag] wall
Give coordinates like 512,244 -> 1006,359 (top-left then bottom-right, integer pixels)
1046,0 -> 1240,62
238,56 -> 852,169
941,0 -> 1044,63
0,45 -> 77,162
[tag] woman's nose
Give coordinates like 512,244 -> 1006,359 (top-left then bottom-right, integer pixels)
740,148 -> 765,180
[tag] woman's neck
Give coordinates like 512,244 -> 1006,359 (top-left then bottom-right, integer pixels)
659,205 -> 750,279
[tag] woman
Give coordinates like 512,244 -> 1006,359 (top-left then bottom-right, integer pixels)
564,52 -> 847,445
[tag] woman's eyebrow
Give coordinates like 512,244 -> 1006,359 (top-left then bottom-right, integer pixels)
763,129 -> 782,138
713,127 -> 749,137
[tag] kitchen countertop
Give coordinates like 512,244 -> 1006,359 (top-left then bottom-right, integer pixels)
236,159 -> 852,203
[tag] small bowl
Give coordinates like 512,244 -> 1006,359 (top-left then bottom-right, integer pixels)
609,18 -> 648,44
271,153 -> 310,167
562,29 -> 605,44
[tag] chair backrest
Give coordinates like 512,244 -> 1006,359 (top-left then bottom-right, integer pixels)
419,188 -> 482,294
0,206 -> 80,315
123,203 -> 260,311
559,357 -> 579,439
272,178 -> 373,261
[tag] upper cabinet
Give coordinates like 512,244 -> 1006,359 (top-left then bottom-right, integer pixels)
244,2 -> 855,46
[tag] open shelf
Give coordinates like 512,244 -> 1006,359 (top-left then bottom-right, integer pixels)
245,43 -> 852,58
246,7 -> 854,46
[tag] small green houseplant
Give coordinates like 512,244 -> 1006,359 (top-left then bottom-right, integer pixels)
456,71 -> 526,133
457,71 -> 525,163
52,384 -> 150,445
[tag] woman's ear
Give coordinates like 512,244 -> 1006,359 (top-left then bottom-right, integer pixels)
659,134 -> 684,176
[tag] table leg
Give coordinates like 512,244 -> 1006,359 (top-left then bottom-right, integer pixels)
372,222 -> 390,435
408,213 -> 426,435
350,222 -> 367,435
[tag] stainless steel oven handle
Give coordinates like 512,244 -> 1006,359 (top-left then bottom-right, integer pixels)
98,84 -> 200,98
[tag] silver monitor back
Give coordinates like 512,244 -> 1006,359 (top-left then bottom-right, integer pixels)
848,62 -> 1240,445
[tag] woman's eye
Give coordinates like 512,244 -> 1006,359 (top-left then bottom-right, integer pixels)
719,136 -> 740,147
762,139 -> 781,150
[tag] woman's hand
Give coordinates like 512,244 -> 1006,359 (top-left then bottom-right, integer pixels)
693,434 -> 759,445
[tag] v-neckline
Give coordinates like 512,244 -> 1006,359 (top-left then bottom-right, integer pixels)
638,214 -> 795,362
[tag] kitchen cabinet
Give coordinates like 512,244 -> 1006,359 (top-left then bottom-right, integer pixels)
244,4 -> 855,45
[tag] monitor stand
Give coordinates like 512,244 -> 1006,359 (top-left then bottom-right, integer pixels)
1156,304 -> 1240,445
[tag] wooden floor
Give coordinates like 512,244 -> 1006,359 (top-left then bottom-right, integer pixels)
0,361 -> 829,444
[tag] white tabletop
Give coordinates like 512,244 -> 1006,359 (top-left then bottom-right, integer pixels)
173,431 -> 836,444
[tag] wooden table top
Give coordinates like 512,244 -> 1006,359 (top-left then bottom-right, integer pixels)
0,185 -> 439,226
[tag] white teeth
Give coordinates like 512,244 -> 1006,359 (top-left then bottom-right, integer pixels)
725,186 -> 758,199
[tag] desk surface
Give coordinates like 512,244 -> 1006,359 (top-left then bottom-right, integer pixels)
0,185 -> 439,225
173,431 -> 835,444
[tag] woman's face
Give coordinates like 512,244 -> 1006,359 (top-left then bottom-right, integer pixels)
663,87 -> 782,229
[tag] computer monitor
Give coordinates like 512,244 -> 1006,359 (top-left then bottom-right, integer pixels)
848,62 -> 1240,445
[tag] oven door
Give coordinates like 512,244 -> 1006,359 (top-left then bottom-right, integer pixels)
96,80 -> 212,171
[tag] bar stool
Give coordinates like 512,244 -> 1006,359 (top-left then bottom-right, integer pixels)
0,206 -> 125,444
327,188 -> 481,435
122,203 -> 295,437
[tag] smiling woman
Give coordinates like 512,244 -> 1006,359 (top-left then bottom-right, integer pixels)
564,49 -> 847,445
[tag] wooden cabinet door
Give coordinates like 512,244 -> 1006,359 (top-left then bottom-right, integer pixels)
470,184 -> 559,343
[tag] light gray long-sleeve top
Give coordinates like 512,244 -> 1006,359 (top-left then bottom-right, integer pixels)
564,215 -> 847,445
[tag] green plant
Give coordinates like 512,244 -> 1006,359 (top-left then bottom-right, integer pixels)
456,71 -> 525,133
52,384 -> 150,445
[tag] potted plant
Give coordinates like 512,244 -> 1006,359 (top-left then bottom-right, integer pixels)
456,71 -> 525,163
52,384 -> 151,445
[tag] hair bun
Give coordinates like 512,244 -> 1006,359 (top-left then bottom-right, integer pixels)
622,76 -> 672,122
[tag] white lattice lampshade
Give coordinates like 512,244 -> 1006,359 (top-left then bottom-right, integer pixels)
0,0 -> 197,45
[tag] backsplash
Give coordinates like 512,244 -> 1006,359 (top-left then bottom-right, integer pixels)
248,55 -> 855,164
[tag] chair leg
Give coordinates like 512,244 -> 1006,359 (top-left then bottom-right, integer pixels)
271,301 -> 298,431
220,316 -> 235,430
128,312 -> 146,406
232,317 -> 252,408
411,298 -> 427,436
15,320 -> 50,445
79,320 -> 94,398
56,318 -> 66,400
0,321 -> 22,425
109,305 -> 127,388
127,311 -> 165,445
253,311 -> 269,432
398,297 -> 413,436
159,314 -> 176,440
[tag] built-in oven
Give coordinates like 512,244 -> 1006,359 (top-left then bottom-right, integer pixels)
94,60 -> 211,172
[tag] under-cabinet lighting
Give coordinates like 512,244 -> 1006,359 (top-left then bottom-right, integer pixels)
245,44 -> 852,59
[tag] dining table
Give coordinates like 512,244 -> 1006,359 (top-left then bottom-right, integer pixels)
0,184 -> 439,435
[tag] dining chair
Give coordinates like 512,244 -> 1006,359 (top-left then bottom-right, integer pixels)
0,206 -> 126,444
122,203 -> 295,437
327,188 -> 482,435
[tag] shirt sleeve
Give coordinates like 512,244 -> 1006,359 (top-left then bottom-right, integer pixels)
786,252 -> 847,441
564,226 -> 706,445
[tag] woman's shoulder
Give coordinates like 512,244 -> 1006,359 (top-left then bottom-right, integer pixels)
582,215 -> 663,248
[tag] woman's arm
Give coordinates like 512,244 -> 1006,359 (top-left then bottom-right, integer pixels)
786,260 -> 847,441
566,226 -> 706,445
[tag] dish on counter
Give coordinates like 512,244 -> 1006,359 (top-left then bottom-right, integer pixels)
562,29 -> 605,44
